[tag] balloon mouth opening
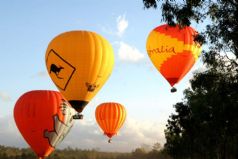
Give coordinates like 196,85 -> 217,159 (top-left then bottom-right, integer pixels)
68,100 -> 89,113
104,133 -> 116,143
104,132 -> 116,138
167,78 -> 179,87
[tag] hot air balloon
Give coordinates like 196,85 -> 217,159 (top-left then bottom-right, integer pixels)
146,24 -> 202,92
14,90 -> 76,159
95,102 -> 126,143
45,31 -> 114,117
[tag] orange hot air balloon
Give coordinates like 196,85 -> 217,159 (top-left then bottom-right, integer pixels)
14,90 -> 76,159
146,24 -> 202,92
95,102 -> 126,143
45,31 -> 114,115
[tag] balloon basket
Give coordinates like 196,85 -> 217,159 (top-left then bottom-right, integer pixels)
108,138 -> 112,143
73,113 -> 83,120
171,87 -> 177,93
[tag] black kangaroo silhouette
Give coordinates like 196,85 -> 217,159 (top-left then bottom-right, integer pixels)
50,64 -> 64,79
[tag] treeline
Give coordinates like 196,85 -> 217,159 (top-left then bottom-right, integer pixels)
0,145 -> 172,159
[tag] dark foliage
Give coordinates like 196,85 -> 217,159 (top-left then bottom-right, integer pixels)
143,0 -> 238,159
163,68 -> 238,159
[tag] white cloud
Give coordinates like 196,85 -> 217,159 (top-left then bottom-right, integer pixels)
101,14 -> 128,37
32,71 -> 48,78
0,116 -> 27,147
116,14 -> 128,37
60,117 -> 165,152
0,91 -> 11,102
0,115 -> 165,152
118,42 -> 145,62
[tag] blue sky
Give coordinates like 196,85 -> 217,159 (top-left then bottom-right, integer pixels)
0,1 -> 204,152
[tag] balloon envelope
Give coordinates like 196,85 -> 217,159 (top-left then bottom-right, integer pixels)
95,102 -> 126,140
146,24 -> 202,87
45,31 -> 114,113
14,90 -> 76,158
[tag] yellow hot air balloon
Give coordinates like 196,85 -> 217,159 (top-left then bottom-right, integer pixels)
45,31 -> 114,115
95,102 -> 127,143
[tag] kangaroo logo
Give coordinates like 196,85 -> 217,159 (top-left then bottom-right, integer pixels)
44,100 -> 75,148
85,82 -> 99,92
50,64 -> 64,79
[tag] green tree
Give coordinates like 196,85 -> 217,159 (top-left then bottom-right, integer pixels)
0,144 -> 174,159
143,0 -> 238,58
131,148 -> 147,159
152,142 -> 161,151
163,69 -> 238,159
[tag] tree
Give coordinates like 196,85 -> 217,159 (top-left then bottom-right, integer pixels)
143,0 -> 238,159
163,69 -> 238,159
131,148 -> 146,159
143,0 -> 238,59
152,142 -> 161,151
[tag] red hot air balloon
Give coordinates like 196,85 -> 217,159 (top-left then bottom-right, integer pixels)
146,24 -> 202,92
14,90 -> 76,159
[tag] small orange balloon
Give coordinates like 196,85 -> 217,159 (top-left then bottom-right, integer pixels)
95,102 -> 126,142
14,90 -> 76,158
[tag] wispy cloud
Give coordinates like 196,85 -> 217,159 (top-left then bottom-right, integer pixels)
116,14 -> 128,37
101,14 -> 128,37
118,42 -> 145,63
31,71 -> 48,78
1,115 -> 165,152
102,14 -> 144,63
0,91 -> 11,102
